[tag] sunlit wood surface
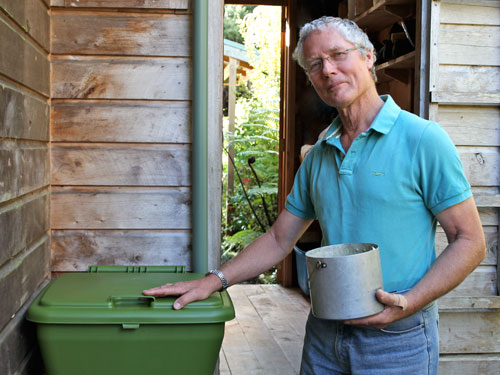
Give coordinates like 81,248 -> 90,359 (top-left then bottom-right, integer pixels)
219,284 -> 310,375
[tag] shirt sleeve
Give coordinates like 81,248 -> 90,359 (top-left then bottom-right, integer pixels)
285,151 -> 317,220
413,122 -> 472,216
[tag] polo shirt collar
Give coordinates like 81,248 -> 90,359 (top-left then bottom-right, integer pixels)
321,95 -> 401,145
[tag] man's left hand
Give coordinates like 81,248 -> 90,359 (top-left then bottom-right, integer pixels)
343,289 -> 410,329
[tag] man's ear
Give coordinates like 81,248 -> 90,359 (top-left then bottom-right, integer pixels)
365,51 -> 375,70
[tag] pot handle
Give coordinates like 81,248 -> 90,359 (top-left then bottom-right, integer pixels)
307,260 -> 327,284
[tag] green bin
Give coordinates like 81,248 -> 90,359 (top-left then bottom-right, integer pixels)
27,266 -> 235,375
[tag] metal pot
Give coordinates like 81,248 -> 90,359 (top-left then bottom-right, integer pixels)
306,243 -> 384,320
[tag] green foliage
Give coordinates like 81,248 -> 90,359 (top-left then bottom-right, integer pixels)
222,6 -> 281,284
223,5 -> 256,43
222,229 -> 261,261
240,6 -> 282,101
223,99 -> 279,233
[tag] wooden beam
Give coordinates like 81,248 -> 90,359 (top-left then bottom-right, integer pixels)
0,82 -> 49,141
52,12 -> 190,56
431,91 -> 500,105
51,143 -> 191,186
51,56 -> 191,100
0,14 -> 49,95
51,0 -> 189,9
0,191 -> 50,267
51,229 -> 191,271
51,187 -> 191,229
224,0 -> 286,5
474,194 -> 500,208
0,141 -> 50,203
51,100 -> 191,143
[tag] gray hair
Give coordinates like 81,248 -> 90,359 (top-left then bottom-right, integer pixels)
292,16 -> 377,82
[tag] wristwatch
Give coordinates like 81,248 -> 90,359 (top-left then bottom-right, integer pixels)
206,269 -> 229,291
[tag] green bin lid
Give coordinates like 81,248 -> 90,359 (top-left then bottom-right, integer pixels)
27,272 -> 235,325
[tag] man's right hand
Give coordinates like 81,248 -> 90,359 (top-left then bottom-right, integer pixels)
142,273 -> 223,310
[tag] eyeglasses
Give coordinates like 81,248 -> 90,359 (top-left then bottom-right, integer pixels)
306,47 -> 359,75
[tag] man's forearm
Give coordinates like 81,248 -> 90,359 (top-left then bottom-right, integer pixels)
221,210 -> 313,287
405,234 -> 485,314
406,197 -> 486,314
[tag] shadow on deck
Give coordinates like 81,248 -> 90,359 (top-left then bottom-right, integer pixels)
219,284 -> 311,375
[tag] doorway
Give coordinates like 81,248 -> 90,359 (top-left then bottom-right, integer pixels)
222,2 -> 284,284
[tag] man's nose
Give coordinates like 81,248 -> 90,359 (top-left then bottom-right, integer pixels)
321,57 -> 338,76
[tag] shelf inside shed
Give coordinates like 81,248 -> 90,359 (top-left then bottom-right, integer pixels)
355,0 -> 415,31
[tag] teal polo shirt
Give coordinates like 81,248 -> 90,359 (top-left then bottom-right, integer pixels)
286,95 -> 471,292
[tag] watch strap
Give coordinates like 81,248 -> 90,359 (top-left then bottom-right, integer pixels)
206,269 -> 229,290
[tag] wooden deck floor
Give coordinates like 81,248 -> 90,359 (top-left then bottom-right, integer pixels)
219,284 -> 311,375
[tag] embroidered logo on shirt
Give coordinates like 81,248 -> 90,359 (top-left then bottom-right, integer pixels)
373,171 -> 385,176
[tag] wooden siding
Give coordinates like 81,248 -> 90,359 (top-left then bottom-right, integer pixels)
430,1 -> 500,373
50,3 -> 195,272
51,101 -> 191,143
0,0 -> 50,373
52,11 -> 191,56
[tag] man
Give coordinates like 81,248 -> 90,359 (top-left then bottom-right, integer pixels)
144,17 -> 485,374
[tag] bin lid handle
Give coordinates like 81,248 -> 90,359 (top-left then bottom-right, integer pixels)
109,295 -> 156,307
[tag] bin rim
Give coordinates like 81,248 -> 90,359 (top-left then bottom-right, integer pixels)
27,272 -> 235,325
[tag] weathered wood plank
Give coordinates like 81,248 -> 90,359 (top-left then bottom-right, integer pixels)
51,143 -> 191,186
206,0 -> 223,271
219,349 -> 231,375
438,105 -> 500,147
429,0 -> 440,94
475,194 -> 500,208
51,0 -> 189,9
0,191 -> 49,267
52,12 -> 190,56
0,237 -> 50,331
459,147 -> 500,187
0,282 -> 47,375
0,82 -> 49,141
439,310 -> 500,353
439,354 -> 500,375
51,57 -> 190,100
51,101 -> 190,143
439,296 -> 500,311
440,2 -> 500,26
0,15 -> 49,96
0,0 -> 50,51
441,0 -> 500,5
51,229 -> 191,271
438,24 -> 500,66
445,266 -> 497,297
436,66 -> 499,96
476,208 -> 498,226
430,91 -> 500,105
246,286 -> 307,373
436,228 -> 497,265
221,319 -> 264,375
51,187 -> 191,229
0,140 -> 50,203
225,285 -> 298,374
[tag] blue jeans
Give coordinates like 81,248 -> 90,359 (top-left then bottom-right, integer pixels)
300,302 -> 439,375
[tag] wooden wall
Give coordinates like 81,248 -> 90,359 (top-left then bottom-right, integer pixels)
0,0 -> 51,373
49,0 -> 197,272
429,0 -> 500,372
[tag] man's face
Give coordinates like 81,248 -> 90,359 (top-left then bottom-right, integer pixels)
303,27 -> 375,109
